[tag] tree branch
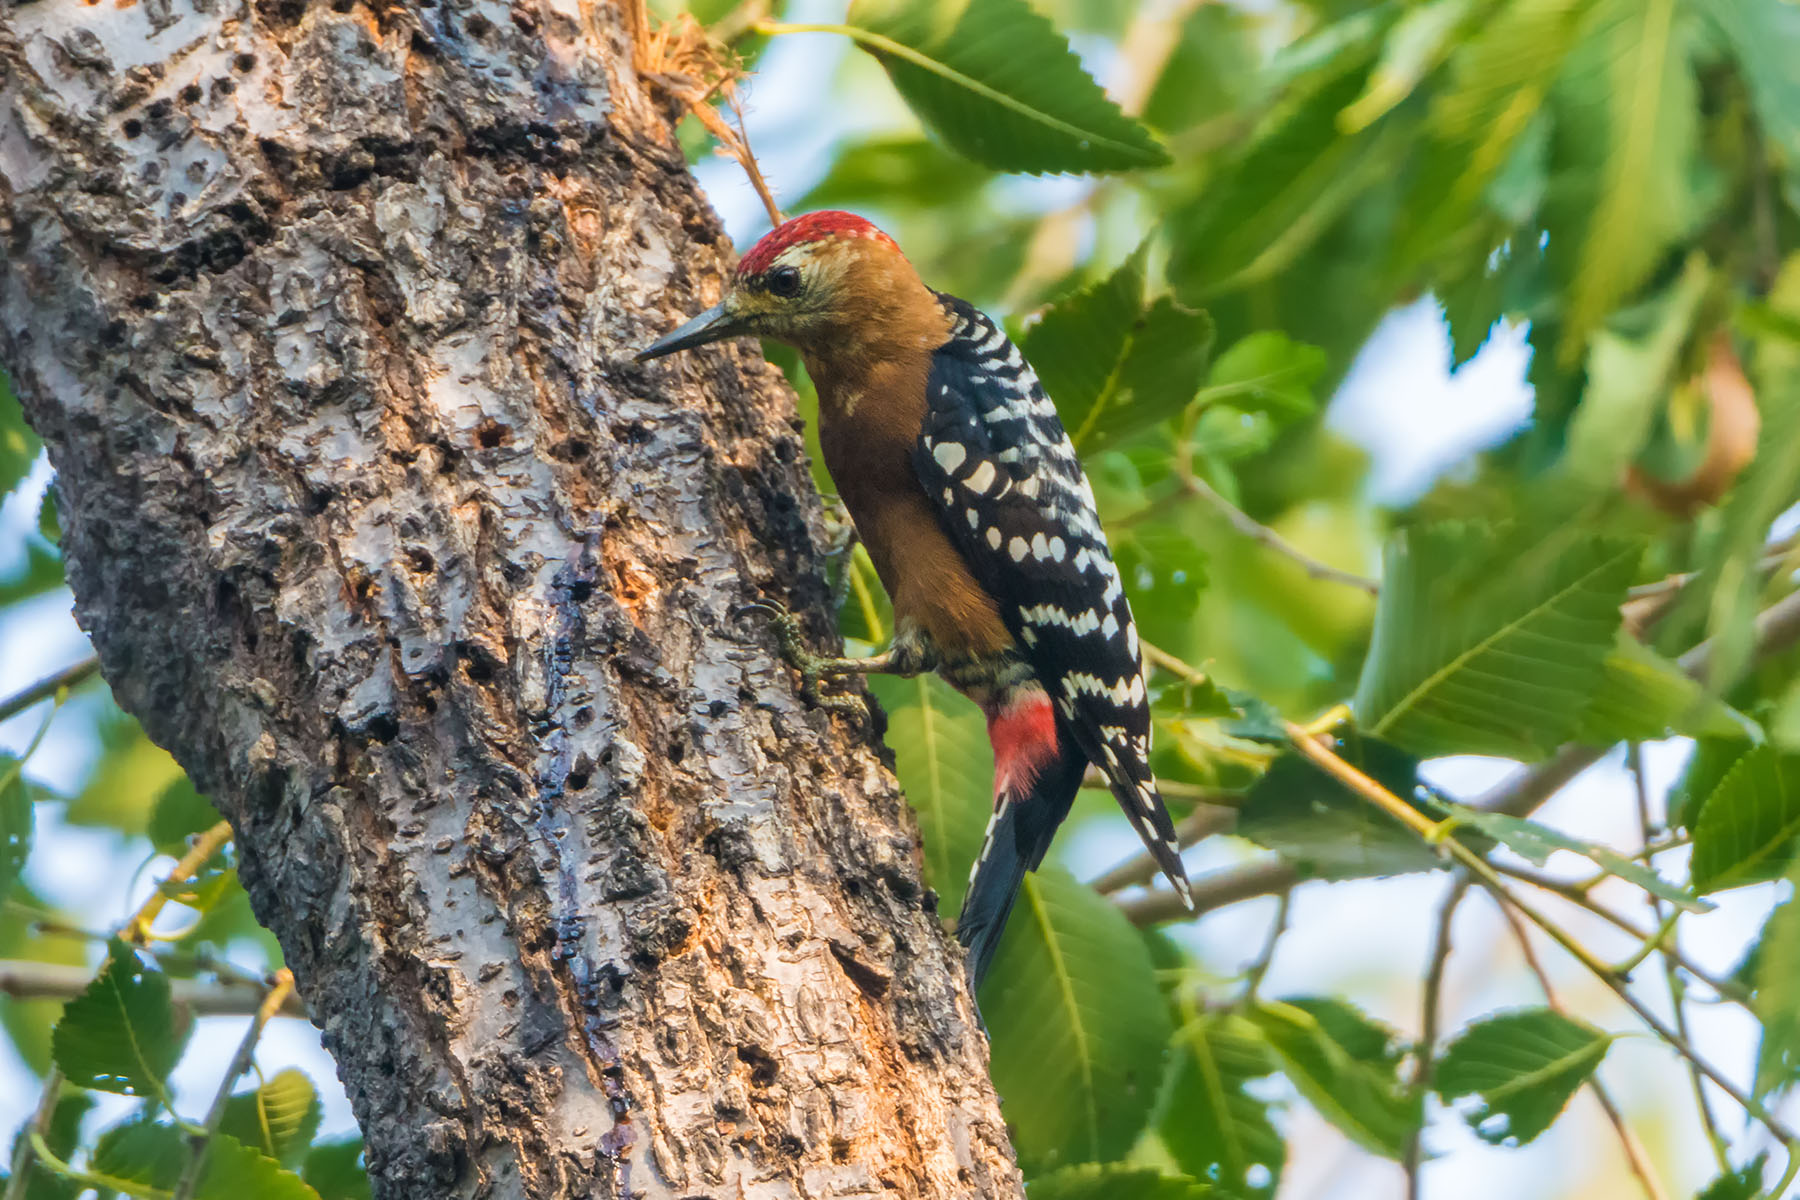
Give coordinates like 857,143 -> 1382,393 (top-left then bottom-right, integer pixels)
0,656 -> 100,726
0,959 -> 301,1016
173,970 -> 297,1200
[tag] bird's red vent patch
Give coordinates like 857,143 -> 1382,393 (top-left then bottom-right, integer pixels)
737,210 -> 900,276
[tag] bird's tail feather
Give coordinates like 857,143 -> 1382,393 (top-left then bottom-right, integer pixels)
956,735 -> 1088,992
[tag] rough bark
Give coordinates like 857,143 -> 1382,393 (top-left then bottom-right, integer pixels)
0,1 -> 1021,1196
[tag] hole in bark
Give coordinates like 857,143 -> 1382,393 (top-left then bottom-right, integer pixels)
667,737 -> 685,764
409,30 -> 438,55
234,52 -> 257,72
464,12 -> 492,36
707,699 -> 729,718
830,1139 -> 851,1163
567,580 -> 593,603
610,421 -> 651,446
122,118 -> 143,138
735,1044 -> 778,1089
548,438 -> 590,462
304,485 -> 336,515
421,694 -> 437,714
213,78 -> 236,97
407,547 -> 436,574
180,83 -> 202,103
573,706 -> 594,729
331,0 -> 353,11
366,712 -> 400,743
567,769 -> 590,791
475,420 -> 509,449
457,641 -> 502,684
146,98 -> 173,123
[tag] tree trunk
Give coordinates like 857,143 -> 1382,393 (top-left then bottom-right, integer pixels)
0,1 -> 1021,1196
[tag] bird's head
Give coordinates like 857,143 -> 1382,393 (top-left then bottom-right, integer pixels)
636,211 -> 931,362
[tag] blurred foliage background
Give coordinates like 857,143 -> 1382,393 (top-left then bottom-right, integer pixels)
7,0 -> 1800,1196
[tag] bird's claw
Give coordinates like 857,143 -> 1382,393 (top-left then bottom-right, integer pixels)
734,599 -> 873,720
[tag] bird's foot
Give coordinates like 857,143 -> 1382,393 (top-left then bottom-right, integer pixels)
735,600 -> 901,717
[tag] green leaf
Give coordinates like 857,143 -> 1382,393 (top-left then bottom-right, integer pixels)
1028,1165 -> 1215,1200
1439,803 -> 1709,912
840,0 -> 1168,174
6,1092 -> 91,1200
0,888 -> 87,1075
1353,523 -> 1640,760
1693,1155 -> 1767,1200
1699,0 -> 1800,198
1395,0 -> 1599,265
51,939 -> 190,1096
0,754 -> 32,901
1559,257 -> 1709,488
1337,0 -> 1476,134
1235,740 -> 1440,880
90,1118 -> 187,1191
1575,634 -> 1757,745
1248,997 -> 1418,1159
1434,1008 -> 1612,1145
1690,746 -> 1800,893
0,370 -> 41,502
147,778 -> 223,859
193,1132 -> 321,1200
868,673 -> 993,914
1159,1012 -> 1284,1199
219,1069 -> 323,1167
1550,0 -> 1699,356
1672,739 -> 1754,830
302,1139 -> 372,1200
1754,860 -> 1800,1097
1198,332 -> 1326,421
1141,3 -> 1261,135
980,868 -> 1172,1173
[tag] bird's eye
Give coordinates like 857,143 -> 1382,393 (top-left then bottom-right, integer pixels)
767,265 -> 803,298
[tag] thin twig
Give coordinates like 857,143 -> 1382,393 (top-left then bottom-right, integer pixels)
1179,471 -> 1379,595
1289,723 -> 1800,1161
1629,744 -> 1732,1174
172,970 -> 296,1200
0,656 -> 100,725
1092,803 -> 1236,895
3,1066 -> 65,1200
1239,891 -> 1291,1000
1405,874 -> 1471,1200
1491,898 -> 1671,1200
1119,859 -> 1294,926
0,959 -> 301,1016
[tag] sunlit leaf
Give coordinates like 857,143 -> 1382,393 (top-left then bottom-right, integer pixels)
1198,332 -> 1326,420
1575,634 -> 1757,746
1435,1008 -> 1611,1145
842,0 -> 1168,174
1234,740 -> 1438,880
220,1069 -> 323,1167
1338,0 -> 1474,134
1354,524 -> 1640,760
981,868 -> 1172,1173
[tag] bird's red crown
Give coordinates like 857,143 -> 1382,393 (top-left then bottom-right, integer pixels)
737,211 -> 902,277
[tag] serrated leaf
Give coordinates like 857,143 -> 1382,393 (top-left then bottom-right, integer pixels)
1440,803 -> 1708,912
1551,0 -> 1699,356
980,868 -> 1172,1173
1249,997 -> 1418,1158
1672,739 -> 1753,830
0,754 -> 32,901
1026,246 -> 1151,438
193,1132 -> 320,1200
1691,746 -> 1800,893
1235,740 -> 1439,880
1159,1012 -> 1284,1198
868,673 -> 992,914
220,1069 -> 322,1166
1028,1165 -> 1215,1200
1576,634 -> 1756,746
1693,1155 -> 1767,1200
90,1118 -> 187,1190
1353,524 -> 1640,760
842,0 -> 1168,174
1198,332 -> 1326,421
1434,1008 -> 1611,1145
1754,860 -> 1800,1097
52,939 -> 190,1096
147,778 -> 223,859
302,1139 -> 372,1200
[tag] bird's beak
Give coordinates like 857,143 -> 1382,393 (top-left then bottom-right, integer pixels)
634,302 -> 751,362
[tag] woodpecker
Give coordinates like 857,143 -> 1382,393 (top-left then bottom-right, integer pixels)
638,211 -> 1194,987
